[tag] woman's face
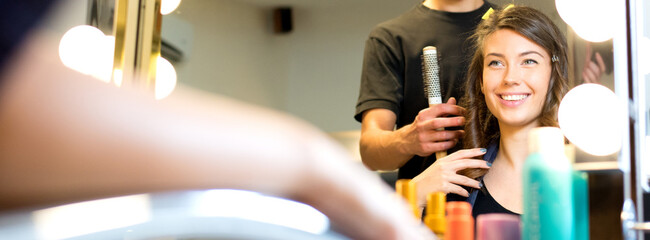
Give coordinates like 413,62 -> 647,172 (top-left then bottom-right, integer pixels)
481,29 -> 552,129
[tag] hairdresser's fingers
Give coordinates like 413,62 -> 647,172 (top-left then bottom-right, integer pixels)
420,116 -> 465,130
583,65 -> 598,83
417,129 -> 464,143
418,104 -> 465,120
587,60 -> 602,77
446,148 -> 488,161
448,159 -> 492,173
595,52 -> 606,73
447,97 -> 457,105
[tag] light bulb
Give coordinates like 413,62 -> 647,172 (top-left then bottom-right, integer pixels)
155,56 -> 177,100
161,0 -> 181,15
59,25 -> 105,75
90,35 -> 115,83
558,84 -> 624,156
555,0 -> 621,42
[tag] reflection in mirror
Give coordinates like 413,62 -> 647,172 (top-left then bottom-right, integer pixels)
161,0 -> 572,132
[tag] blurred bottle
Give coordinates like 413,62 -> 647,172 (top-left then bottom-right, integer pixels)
476,213 -> 521,240
424,192 -> 446,239
566,144 -> 589,240
522,127 -> 573,240
395,179 -> 420,219
445,201 -> 473,240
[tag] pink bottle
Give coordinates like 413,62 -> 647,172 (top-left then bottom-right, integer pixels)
476,213 -> 521,240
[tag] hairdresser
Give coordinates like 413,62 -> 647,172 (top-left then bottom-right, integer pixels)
355,0 -> 496,195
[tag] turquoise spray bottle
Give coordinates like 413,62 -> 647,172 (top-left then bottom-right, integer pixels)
522,127 -> 573,240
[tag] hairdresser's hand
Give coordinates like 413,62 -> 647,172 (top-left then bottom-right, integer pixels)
359,97 -> 465,171
411,148 -> 490,207
299,135 -> 436,240
400,97 -> 465,157
582,43 -> 606,84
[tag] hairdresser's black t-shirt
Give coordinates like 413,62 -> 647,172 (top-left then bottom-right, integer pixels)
0,1 -> 55,77
355,2 -> 494,179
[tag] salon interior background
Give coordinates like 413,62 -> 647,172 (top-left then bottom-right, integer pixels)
46,0 -> 647,133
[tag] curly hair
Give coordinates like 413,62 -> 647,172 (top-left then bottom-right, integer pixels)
458,6 -> 569,179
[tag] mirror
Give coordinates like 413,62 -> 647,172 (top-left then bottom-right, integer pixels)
44,0 -> 634,167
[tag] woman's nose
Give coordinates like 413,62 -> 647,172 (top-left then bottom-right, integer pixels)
502,66 -> 522,86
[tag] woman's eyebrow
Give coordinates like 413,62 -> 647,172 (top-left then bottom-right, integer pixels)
485,51 -> 544,58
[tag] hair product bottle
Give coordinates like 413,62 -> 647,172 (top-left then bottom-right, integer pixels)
476,213 -> 521,240
522,127 -> 573,240
445,201 -> 473,240
565,144 -> 589,240
395,179 -> 420,219
425,192 -> 446,239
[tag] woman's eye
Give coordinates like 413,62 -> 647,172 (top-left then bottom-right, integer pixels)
487,60 -> 503,67
523,59 -> 538,65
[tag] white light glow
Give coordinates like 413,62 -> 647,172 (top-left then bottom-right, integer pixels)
59,25 -> 105,75
558,84 -> 624,156
113,69 -> 124,87
191,189 -> 329,235
90,35 -> 115,83
161,0 -> 181,15
59,25 -> 115,83
33,195 -> 151,240
155,56 -> 177,100
555,0 -> 621,42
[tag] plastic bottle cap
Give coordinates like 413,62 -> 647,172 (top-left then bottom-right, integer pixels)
528,127 -> 565,156
395,179 -> 419,219
476,213 -> 521,240
446,201 -> 471,216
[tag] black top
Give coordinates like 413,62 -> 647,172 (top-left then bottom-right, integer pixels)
446,139 -> 520,219
0,1 -> 55,76
355,2 -> 495,179
472,178 -> 519,219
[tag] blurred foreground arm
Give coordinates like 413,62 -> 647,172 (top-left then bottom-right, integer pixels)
0,30 -> 432,240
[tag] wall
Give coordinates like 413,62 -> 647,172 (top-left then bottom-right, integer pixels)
166,0 -> 579,134
171,0 -> 415,132
171,0 -> 290,111
282,2 -> 416,132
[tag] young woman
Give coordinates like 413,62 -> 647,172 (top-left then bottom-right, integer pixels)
412,6 -> 569,218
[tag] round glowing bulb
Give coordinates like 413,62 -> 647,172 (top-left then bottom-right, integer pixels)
558,84 -> 624,156
155,56 -> 177,100
90,35 -> 115,83
161,0 -> 181,15
555,0 -> 621,42
59,25 -> 105,75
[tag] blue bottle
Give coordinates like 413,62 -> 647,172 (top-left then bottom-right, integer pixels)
522,127 -> 573,240
572,170 -> 589,240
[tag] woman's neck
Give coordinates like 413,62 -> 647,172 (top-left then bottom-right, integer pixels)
496,123 -> 539,168
422,0 -> 485,13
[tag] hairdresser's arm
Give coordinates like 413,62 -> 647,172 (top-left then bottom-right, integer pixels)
0,31 -> 432,240
359,98 -> 466,171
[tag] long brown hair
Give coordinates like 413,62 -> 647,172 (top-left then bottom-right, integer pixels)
459,6 -> 569,179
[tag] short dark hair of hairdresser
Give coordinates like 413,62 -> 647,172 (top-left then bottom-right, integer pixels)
459,6 -> 569,179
